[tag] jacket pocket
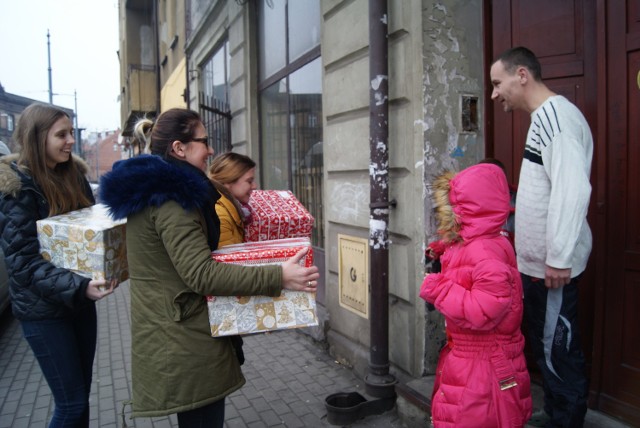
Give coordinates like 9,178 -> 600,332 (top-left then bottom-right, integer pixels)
171,290 -> 206,321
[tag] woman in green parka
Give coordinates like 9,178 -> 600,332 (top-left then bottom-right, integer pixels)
99,108 -> 319,427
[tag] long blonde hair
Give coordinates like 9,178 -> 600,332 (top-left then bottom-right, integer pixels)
14,103 -> 92,216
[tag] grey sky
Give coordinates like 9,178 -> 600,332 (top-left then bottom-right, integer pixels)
0,0 -> 121,132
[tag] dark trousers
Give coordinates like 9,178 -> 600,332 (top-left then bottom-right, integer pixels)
522,274 -> 589,428
21,303 -> 97,428
177,398 -> 225,428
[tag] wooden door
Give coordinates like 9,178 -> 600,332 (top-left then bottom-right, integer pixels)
488,0 -> 598,376
599,1 -> 640,424
488,0 -> 640,424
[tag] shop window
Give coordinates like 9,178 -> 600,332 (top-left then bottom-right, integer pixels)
257,0 -> 324,248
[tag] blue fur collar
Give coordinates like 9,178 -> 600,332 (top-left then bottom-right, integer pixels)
99,154 -> 218,220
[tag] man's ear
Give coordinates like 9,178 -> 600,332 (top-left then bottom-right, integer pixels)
517,66 -> 529,84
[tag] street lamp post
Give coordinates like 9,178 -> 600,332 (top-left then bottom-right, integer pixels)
46,31 -> 82,155
52,91 -> 83,155
47,30 -> 53,105
95,138 -> 100,182
73,90 -> 83,155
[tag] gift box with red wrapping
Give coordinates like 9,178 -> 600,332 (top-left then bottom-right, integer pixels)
207,237 -> 318,337
244,190 -> 314,241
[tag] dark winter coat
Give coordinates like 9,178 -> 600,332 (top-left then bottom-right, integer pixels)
99,154 -> 283,417
0,154 -> 95,320
420,164 -> 532,427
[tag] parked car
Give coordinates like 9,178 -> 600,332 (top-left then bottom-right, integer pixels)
0,247 -> 9,314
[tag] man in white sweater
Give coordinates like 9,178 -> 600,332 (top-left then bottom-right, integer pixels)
490,47 -> 592,428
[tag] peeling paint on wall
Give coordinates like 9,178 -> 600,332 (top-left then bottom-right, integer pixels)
422,2 -> 483,174
420,0 -> 485,374
371,75 -> 389,106
369,218 -> 390,249
369,160 -> 389,190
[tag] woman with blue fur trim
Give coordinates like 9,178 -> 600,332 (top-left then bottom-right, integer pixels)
99,108 -> 319,427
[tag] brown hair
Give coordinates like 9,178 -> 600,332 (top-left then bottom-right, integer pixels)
208,152 -> 256,185
133,108 -> 202,157
14,103 -> 92,216
494,46 -> 543,82
207,152 -> 256,216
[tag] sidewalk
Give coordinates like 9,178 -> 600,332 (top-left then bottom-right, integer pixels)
0,281 -> 405,428
0,281 -> 632,428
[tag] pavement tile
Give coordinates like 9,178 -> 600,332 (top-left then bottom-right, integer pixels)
228,394 -> 250,410
238,384 -> 259,400
238,406 -> 261,424
224,417 -> 246,428
0,282 -> 406,428
279,412 -> 305,428
224,401 -> 239,420
289,401 -> 311,418
9,418 -> 29,428
29,406 -> 48,423
258,409 -> 283,426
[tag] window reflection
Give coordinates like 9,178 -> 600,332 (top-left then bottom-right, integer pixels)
260,79 -> 289,190
258,0 -> 286,80
258,0 -> 323,248
202,41 -> 229,103
288,1 -> 321,63
290,59 -> 323,247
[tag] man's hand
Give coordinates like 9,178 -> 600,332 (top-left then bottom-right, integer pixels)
545,266 -> 571,289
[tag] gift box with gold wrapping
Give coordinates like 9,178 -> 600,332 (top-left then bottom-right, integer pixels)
36,204 -> 128,282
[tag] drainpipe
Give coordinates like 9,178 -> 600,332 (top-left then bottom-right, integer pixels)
365,0 -> 397,399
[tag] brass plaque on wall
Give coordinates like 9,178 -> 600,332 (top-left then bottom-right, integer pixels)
338,234 -> 369,318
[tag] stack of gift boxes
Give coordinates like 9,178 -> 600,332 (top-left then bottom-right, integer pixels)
35,190 -> 315,337
207,190 -> 317,337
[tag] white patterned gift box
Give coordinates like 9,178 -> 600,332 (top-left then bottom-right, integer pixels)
36,204 -> 128,282
245,190 -> 314,241
207,237 -> 318,337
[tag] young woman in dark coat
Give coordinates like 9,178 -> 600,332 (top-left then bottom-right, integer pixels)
0,103 -> 116,427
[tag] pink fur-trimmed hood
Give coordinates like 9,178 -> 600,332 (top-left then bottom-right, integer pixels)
434,163 -> 511,243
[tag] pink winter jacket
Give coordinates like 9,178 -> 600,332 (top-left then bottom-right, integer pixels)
420,164 -> 532,427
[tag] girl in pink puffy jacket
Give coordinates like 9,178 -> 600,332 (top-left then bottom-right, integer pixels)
420,163 -> 532,427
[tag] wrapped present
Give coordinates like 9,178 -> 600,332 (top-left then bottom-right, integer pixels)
245,190 -> 314,241
37,204 -> 128,282
207,237 -> 317,336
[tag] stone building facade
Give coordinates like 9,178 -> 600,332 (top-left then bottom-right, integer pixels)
118,1 -> 640,424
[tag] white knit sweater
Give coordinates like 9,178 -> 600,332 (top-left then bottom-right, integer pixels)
515,95 -> 593,279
